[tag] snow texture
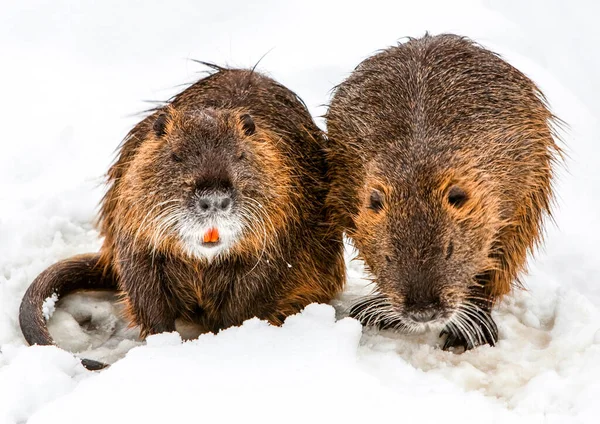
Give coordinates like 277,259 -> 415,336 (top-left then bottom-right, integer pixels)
1,0 -> 599,423
41,294 -> 58,321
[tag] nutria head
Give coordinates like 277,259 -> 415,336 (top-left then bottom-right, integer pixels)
119,105 -> 290,261
347,159 -> 503,332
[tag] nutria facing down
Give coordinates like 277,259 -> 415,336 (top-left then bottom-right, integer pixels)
20,67 -> 346,369
325,34 -> 560,350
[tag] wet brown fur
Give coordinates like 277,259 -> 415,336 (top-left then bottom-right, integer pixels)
20,68 -> 345,351
326,34 -> 560,347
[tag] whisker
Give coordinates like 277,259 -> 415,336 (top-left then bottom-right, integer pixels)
452,312 -> 476,349
132,200 -> 181,247
457,308 -> 485,346
461,301 -> 497,343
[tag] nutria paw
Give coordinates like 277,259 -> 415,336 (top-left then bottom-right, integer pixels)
440,309 -> 498,351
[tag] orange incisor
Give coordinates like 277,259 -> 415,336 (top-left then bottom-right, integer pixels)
203,227 -> 220,243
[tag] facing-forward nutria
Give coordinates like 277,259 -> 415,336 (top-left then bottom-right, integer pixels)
325,34 -> 561,350
20,66 -> 346,369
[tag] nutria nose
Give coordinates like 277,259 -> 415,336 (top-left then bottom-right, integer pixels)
197,193 -> 233,213
407,310 -> 440,323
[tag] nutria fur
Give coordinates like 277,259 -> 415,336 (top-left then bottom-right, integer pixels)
20,67 -> 346,368
325,34 -> 560,350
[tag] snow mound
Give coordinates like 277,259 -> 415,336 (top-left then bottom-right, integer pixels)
1,249 -> 598,423
12,305 -> 522,424
41,293 -> 58,321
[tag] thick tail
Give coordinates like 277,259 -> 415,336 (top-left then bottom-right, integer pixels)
19,253 -> 118,370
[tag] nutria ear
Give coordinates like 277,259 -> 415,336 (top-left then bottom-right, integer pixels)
153,112 -> 169,137
240,114 -> 256,136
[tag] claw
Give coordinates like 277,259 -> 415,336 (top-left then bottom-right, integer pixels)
440,308 -> 498,352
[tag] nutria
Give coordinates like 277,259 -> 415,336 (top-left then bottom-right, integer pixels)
20,66 -> 346,369
325,34 -> 560,350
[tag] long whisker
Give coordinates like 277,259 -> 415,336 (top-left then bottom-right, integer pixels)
457,308 -> 485,346
240,203 -> 269,276
132,199 -> 181,247
461,300 -> 497,343
452,312 -> 476,349
349,293 -> 410,331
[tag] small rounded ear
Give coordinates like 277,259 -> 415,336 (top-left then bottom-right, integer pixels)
153,112 -> 169,137
240,114 -> 255,136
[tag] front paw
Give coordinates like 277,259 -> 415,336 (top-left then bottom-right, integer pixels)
440,309 -> 498,351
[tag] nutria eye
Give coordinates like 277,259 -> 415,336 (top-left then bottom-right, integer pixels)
238,151 -> 246,160
171,152 -> 183,163
368,189 -> 384,212
240,114 -> 256,136
447,186 -> 468,208
385,255 -> 392,263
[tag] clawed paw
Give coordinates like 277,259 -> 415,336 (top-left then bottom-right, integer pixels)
439,309 -> 498,351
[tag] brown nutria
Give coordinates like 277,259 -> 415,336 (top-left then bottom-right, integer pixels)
20,66 -> 346,369
325,34 -> 560,350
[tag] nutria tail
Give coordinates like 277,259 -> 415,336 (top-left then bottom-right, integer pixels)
19,253 -> 117,370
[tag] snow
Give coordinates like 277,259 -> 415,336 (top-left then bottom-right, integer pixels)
41,293 -> 58,321
1,0 -> 599,423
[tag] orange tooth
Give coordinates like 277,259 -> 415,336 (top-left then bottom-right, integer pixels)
204,228 -> 220,243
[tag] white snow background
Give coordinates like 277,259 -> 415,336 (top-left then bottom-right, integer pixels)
1,0 -> 599,423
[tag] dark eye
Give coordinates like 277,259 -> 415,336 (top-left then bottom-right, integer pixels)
447,186 -> 468,208
171,152 -> 183,163
368,189 -> 384,212
385,255 -> 392,263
